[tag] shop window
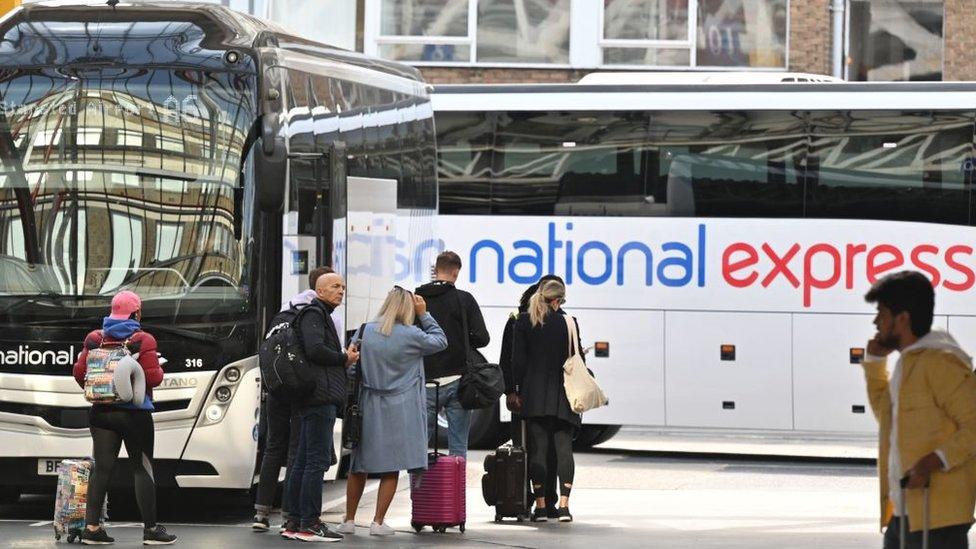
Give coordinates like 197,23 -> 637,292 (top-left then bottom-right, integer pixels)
695,0 -> 788,68
848,0 -> 943,81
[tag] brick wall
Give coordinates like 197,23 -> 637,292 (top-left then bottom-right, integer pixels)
419,67 -> 593,85
943,0 -> 976,81
788,0 -> 832,76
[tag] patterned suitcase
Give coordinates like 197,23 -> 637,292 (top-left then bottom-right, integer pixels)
410,381 -> 466,533
53,458 -> 93,543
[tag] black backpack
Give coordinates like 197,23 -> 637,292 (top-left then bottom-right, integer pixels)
258,305 -> 315,400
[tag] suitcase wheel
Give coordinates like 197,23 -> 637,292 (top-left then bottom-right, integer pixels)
411,522 -> 423,533
435,526 -> 447,534
494,513 -> 502,523
54,533 -> 61,542
67,533 -> 77,543
459,522 -> 465,533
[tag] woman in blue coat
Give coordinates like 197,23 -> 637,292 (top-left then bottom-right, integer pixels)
337,286 -> 447,537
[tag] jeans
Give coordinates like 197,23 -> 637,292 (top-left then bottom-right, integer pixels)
285,404 -> 337,528
255,393 -> 300,518
426,379 -> 470,458
884,516 -> 971,549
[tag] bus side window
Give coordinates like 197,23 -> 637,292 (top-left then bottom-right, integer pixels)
806,110 -> 973,226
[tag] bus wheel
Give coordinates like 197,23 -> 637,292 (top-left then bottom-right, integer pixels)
467,401 -> 507,450
0,486 -> 20,504
573,425 -> 622,450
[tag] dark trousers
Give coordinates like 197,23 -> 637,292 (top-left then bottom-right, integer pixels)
526,416 -> 575,501
255,393 -> 300,517
85,407 -> 157,528
512,415 -> 558,508
285,404 -> 337,529
884,516 -> 971,549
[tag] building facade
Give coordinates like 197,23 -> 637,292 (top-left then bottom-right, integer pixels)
14,1 -> 974,83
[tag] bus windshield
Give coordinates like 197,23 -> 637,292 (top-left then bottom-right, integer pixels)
0,68 -> 256,320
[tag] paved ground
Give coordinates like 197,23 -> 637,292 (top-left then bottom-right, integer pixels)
1,432 -> 974,548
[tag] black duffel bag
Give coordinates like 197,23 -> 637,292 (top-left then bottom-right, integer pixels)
458,350 -> 505,410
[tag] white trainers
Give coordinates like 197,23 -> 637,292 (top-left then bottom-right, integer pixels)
335,520 -> 356,535
369,522 -> 395,536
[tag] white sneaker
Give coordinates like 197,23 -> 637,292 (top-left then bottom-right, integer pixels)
335,520 -> 356,535
369,522 -> 395,536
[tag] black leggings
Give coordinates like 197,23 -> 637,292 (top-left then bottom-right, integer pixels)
86,407 -> 157,528
526,417 -> 575,500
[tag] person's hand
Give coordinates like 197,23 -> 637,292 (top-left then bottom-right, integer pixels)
866,334 -> 895,358
345,345 -> 360,367
904,452 -> 943,489
413,294 -> 427,316
505,393 -> 522,412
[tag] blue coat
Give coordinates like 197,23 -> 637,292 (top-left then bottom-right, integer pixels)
350,313 -> 447,473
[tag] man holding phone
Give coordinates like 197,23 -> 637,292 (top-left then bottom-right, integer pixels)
861,270 -> 976,548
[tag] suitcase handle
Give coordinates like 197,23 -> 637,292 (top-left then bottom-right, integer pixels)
899,476 -> 930,549
426,381 -> 441,456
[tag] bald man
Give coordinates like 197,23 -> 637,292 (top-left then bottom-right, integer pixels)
282,272 -> 359,542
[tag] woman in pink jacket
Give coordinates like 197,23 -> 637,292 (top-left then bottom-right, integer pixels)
72,291 -> 176,545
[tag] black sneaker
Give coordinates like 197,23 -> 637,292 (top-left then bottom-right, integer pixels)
81,527 -> 114,545
143,525 -> 177,545
531,507 -> 548,522
295,521 -> 343,542
557,507 -> 573,523
252,515 -> 270,532
546,506 -> 560,520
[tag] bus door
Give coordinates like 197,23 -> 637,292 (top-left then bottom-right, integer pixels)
283,152 -> 337,304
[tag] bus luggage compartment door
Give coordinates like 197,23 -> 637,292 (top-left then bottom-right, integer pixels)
572,309 -> 664,426
665,312 -> 792,430
790,313 -> 918,433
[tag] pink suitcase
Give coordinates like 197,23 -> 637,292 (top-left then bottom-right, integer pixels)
410,382 -> 466,533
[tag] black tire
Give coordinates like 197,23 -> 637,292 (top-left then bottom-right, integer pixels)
467,401 -> 507,449
459,523 -> 465,533
412,522 -> 422,533
0,486 -> 20,504
572,425 -> 621,450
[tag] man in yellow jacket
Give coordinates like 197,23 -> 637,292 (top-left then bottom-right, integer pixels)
863,270 -> 976,548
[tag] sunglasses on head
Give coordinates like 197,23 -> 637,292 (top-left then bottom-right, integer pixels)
393,285 -> 413,295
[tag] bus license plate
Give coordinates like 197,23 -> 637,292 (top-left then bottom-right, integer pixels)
37,459 -> 60,475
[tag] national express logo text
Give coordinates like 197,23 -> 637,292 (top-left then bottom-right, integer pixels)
0,345 -> 77,368
465,223 -> 976,307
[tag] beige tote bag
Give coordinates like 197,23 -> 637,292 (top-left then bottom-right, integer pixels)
562,315 -> 608,414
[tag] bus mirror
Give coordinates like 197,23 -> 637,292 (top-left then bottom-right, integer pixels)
255,134 -> 286,212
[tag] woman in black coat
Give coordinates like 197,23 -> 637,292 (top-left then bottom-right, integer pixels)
511,279 -> 583,523
498,275 -> 563,518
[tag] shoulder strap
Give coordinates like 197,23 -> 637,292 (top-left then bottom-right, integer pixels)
563,314 -> 580,358
455,290 -> 471,362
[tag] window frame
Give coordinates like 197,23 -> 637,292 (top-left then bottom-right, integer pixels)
365,0 -> 791,70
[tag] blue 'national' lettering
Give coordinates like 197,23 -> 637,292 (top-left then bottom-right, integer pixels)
469,223 -> 707,287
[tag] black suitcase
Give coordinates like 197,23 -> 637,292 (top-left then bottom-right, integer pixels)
482,421 -> 530,522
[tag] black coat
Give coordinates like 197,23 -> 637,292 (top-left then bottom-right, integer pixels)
415,280 -> 490,379
297,299 -> 348,409
512,309 -> 582,428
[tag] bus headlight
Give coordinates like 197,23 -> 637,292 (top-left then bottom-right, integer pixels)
224,367 -> 241,382
206,405 -> 223,422
215,386 -> 232,402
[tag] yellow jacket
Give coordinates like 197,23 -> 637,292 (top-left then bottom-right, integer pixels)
863,332 -> 976,532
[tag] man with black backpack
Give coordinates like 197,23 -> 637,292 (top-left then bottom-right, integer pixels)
280,272 -> 358,542
415,251 -> 490,458
253,267 -> 341,534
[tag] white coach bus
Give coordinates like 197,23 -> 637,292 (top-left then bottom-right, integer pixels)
429,74 -> 976,449
0,2 -> 436,501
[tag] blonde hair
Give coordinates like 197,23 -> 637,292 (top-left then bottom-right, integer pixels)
528,280 -> 566,327
376,287 -> 416,336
